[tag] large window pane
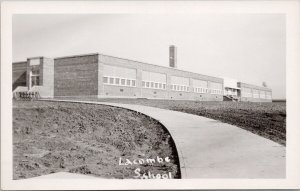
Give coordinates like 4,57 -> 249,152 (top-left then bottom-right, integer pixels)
121,79 -> 125,85
109,77 -> 114,84
132,80 -> 136,87
103,77 -> 108,83
31,76 -> 40,86
115,78 -> 120,85
31,66 -> 40,75
126,79 -> 131,86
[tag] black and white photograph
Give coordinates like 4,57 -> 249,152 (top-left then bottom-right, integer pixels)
1,0 -> 300,190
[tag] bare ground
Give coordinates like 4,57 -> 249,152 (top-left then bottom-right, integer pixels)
13,100 -> 180,179
60,98 -> 286,146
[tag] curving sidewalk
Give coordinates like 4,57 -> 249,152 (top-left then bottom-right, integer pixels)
45,99 -> 285,179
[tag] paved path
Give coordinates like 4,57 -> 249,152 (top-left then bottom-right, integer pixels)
46,100 -> 286,179
27,172 -> 102,179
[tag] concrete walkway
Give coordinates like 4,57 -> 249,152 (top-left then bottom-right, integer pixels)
46,100 -> 286,179
27,172 -> 102,179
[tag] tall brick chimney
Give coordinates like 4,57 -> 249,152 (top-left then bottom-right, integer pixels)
169,45 -> 177,68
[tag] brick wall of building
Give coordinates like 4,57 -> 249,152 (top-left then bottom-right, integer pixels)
12,61 -> 27,90
239,82 -> 272,102
13,53 -> 273,103
103,85 -> 139,98
54,54 -> 99,97
98,54 -> 223,101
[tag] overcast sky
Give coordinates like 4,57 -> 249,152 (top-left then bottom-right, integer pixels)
13,14 -> 286,99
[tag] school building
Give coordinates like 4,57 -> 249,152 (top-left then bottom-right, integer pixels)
12,46 -> 272,102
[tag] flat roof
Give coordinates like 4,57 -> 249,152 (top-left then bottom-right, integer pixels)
54,53 -> 99,60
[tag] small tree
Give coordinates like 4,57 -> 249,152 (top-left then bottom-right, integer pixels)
262,81 -> 267,87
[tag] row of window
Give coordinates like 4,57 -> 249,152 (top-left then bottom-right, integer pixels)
243,92 -> 272,99
242,92 -> 253,98
193,87 -> 208,94
142,81 -> 166,90
210,89 -> 223,95
171,84 -> 190,92
104,77 -> 223,95
103,76 -> 136,87
103,76 -> 269,98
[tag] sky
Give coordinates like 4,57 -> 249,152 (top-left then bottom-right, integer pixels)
12,14 -> 286,99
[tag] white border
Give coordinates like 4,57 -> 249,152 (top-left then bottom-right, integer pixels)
1,1 -> 300,190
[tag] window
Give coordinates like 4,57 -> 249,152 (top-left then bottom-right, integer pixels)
31,66 -> 40,75
121,79 -> 126,85
31,76 -> 40,87
170,76 -> 190,92
192,79 -> 208,93
126,79 -> 131,86
142,80 -> 166,90
115,78 -> 120,85
103,76 -> 136,87
103,77 -> 108,84
131,80 -> 136,87
30,65 -> 41,88
109,77 -> 114,84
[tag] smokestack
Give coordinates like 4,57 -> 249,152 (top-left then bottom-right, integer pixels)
169,45 -> 177,68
